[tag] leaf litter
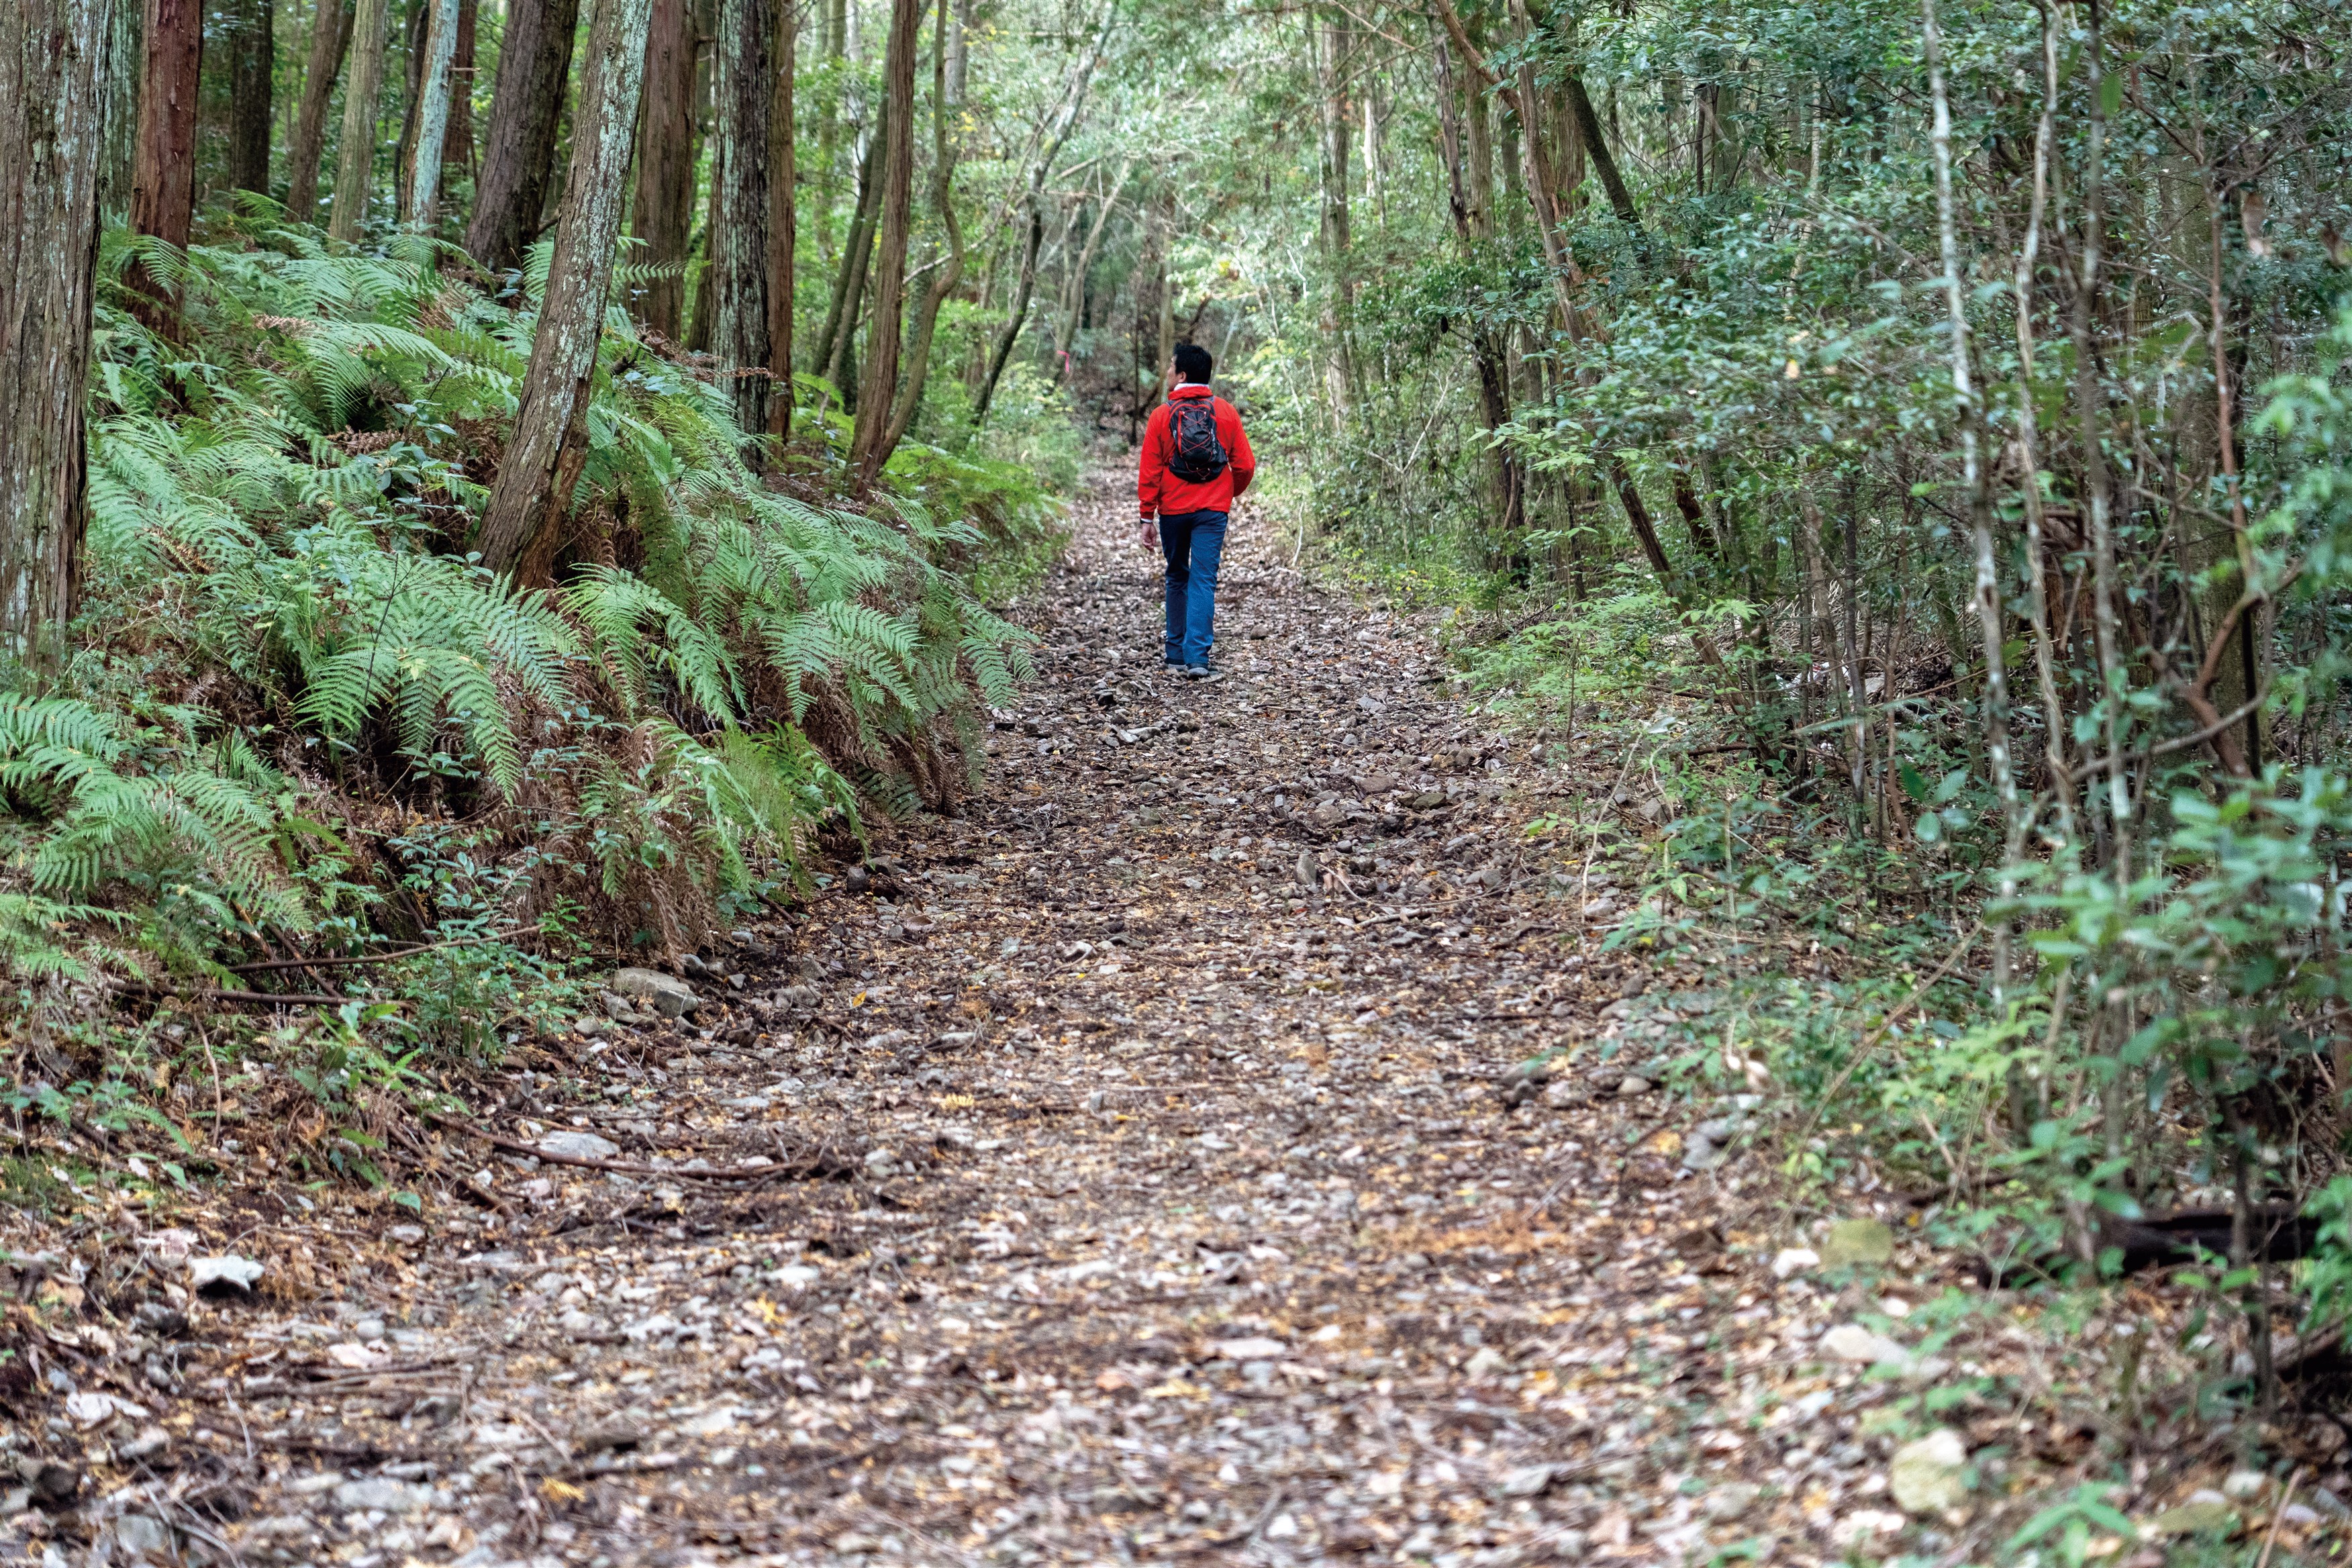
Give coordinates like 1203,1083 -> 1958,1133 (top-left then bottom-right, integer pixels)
2,473 -> 2337,1566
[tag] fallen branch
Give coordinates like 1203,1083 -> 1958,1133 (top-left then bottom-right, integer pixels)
428,1110 -> 842,1183
111,981 -> 365,1009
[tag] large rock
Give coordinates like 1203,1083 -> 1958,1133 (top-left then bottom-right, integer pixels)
1821,1217 -> 1895,1267
1889,1428 -> 1969,1513
611,967 -> 699,1018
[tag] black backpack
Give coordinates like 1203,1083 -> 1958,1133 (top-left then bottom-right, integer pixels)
1165,396 -> 1229,483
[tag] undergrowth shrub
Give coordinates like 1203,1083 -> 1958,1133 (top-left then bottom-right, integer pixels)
0,214 -> 1053,1053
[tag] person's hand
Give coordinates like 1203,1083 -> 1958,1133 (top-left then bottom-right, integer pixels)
1138,518 -> 1158,551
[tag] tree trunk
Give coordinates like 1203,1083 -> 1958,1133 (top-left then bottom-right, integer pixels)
873,0 -> 962,462
228,0 -> 273,195
474,0 -> 656,579
1048,161 -> 1128,387
326,0 -> 391,239
712,0 -> 771,440
969,203 -> 1040,428
0,0 -> 109,658
1430,17 -> 1518,533
814,116 -> 881,391
402,0 -> 462,223
99,0 -> 140,217
848,0 -> 920,484
464,0 -> 583,272
440,0 -> 475,190
286,0 -> 354,221
629,0 -> 697,336
1314,3 -> 1353,407
765,0 -> 795,434
393,0 -> 428,204
128,0 -> 199,328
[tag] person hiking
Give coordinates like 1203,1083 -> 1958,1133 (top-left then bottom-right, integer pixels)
1138,342 -> 1255,677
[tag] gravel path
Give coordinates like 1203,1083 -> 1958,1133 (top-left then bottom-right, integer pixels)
54,477 -> 1837,1567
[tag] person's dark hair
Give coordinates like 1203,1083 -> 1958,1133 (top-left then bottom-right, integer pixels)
1173,342 -> 1213,384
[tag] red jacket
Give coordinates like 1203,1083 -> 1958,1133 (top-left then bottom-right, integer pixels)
1138,383 -> 1255,518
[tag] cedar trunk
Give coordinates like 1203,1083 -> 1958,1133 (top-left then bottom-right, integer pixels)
847,0 -> 919,485
228,0 -> 273,194
440,0 -> 475,189
0,0 -> 111,655
628,0 -> 697,337
765,0 -> 795,434
129,0 -> 201,324
474,0 -> 656,578
285,0 -> 354,220
711,0 -> 771,440
326,0 -> 391,238
401,0 -> 462,223
465,0 -> 583,272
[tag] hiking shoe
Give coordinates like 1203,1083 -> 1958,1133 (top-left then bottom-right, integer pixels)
1183,665 -> 1218,681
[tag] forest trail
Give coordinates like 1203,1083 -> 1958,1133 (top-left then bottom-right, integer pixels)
136,474 -> 1830,1567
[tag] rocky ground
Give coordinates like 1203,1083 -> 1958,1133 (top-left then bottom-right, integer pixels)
5,475 -> 2311,1567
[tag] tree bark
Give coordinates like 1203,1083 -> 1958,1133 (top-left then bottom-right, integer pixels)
712,0 -> 772,440
873,0 -> 962,462
765,0 -> 795,434
326,0 -> 392,238
228,0 -> 273,195
1,0 -> 109,657
1430,17 -> 1520,534
440,0 -> 475,191
848,0 -> 920,484
286,0 -> 354,221
629,0 -> 697,336
814,117 -> 881,393
474,0 -> 657,579
465,0 -> 583,272
1314,3 -> 1353,407
128,0 -> 200,325
402,0 -> 462,223
99,0 -> 140,217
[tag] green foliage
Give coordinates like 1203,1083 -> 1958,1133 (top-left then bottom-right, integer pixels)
0,223 -> 1045,1042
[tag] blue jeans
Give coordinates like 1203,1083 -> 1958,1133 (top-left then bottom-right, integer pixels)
1159,509 -> 1227,667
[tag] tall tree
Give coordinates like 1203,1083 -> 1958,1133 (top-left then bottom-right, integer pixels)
0,0 -> 111,655
848,0 -> 922,484
873,0 -> 963,464
465,0 -> 583,272
1048,161 -> 1130,387
129,0 -> 201,326
765,0 -> 796,435
711,0 -> 773,441
440,0 -> 475,191
401,0 -> 462,223
814,119 -> 882,393
97,0 -> 140,215
474,0 -> 657,579
326,0 -> 393,238
228,0 -> 274,195
628,0 -> 697,336
285,0 -> 355,221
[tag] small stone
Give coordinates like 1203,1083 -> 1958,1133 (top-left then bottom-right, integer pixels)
1542,1079 -> 1577,1109
1498,1463 -> 1559,1498
1771,1247 -> 1819,1279
119,1426 -> 170,1462
611,967 -> 699,1018
110,1514 -> 172,1560
1616,1075 -> 1652,1097
1820,1217 -> 1895,1267
1820,1322 -> 1909,1366
2147,1500 -> 2240,1537
332,1477 -> 434,1514
1208,1336 -> 1289,1361
1681,1137 -> 1724,1172
832,1530 -> 883,1555
1295,849 -> 1318,886
387,1224 -> 426,1244
538,1130 -> 622,1162
189,1254 -> 264,1295
2222,1469 -> 2271,1501
1702,1483 -> 1760,1522
1464,1346 -> 1510,1376
844,866 -> 873,895
1889,1428 -> 1969,1514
